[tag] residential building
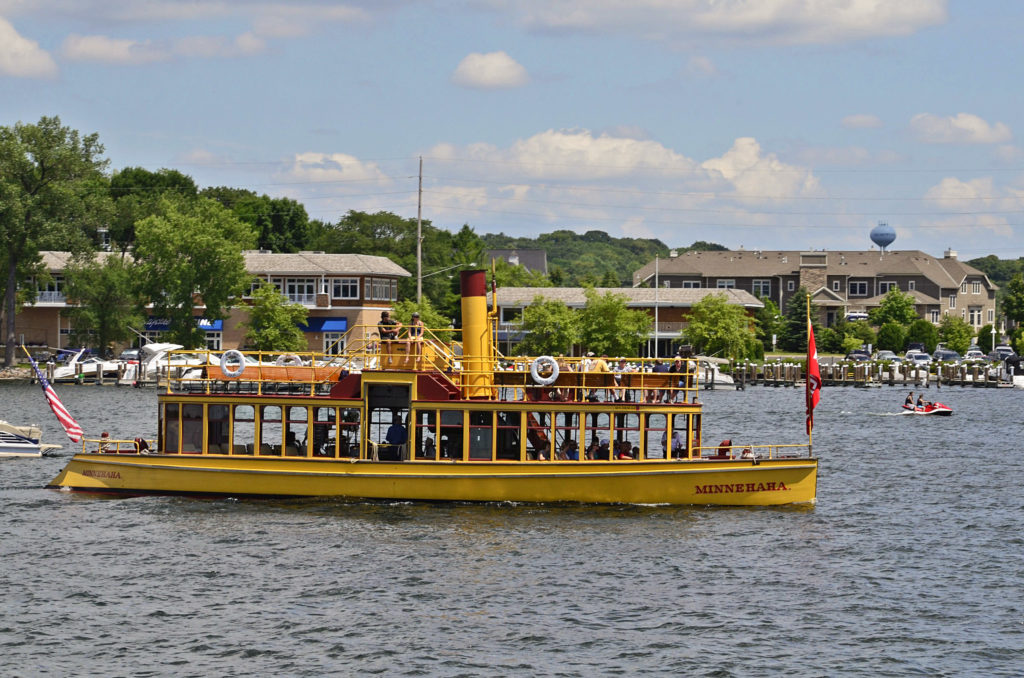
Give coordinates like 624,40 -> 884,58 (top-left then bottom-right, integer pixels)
18,250 -> 410,353
632,249 -> 997,329
491,286 -> 763,356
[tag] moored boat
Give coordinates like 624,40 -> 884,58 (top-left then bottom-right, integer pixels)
47,271 -> 818,505
0,421 -> 60,458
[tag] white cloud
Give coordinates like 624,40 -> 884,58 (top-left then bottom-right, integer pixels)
452,51 -> 529,89
842,114 -> 883,129
686,55 -> 717,77
702,137 -> 821,200
910,113 -> 1012,145
922,176 -> 1019,237
0,16 -> 58,78
509,0 -> 947,46
284,152 -> 392,185
62,34 -> 166,63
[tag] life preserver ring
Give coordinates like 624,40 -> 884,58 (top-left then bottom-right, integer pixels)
530,356 -> 559,386
220,349 -> 246,378
275,353 -> 303,366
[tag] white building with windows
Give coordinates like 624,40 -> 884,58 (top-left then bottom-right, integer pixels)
19,250 -> 409,353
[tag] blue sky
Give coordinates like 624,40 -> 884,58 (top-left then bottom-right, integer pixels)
3,1 -> 1023,260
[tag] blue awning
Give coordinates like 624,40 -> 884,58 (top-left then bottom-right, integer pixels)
145,317 -> 222,332
301,317 -> 348,332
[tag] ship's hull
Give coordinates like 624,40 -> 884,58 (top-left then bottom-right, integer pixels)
47,454 -> 817,506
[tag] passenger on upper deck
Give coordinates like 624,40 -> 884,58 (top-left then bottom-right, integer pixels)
612,358 -> 635,402
408,312 -> 424,365
668,357 -> 687,402
378,311 -> 402,363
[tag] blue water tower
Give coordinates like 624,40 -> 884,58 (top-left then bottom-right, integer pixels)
870,221 -> 896,252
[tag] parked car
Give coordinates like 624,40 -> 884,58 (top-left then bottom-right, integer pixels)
872,350 -> 901,363
118,348 -> 141,364
905,351 -> 932,366
844,350 -> 871,361
963,349 -> 986,363
932,349 -> 961,363
845,312 -> 869,322
987,346 -> 1017,361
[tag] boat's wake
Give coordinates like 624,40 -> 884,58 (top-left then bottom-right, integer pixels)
839,410 -> 906,417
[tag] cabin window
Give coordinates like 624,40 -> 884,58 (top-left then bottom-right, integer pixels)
439,410 -> 463,460
526,411 -> 551,460
232,405 -> 256,454
675,413 -> 698,458
414,410 -> 437,460
468,411 -> 493,460
554,411 -> 579,461
644,413 -> 667,460
207,404 -> 230,454
259,405 -> 283,455
338,408 -> 361,458
614,413 -> 641,459
584,411 -> 611,459
162,402 -> 180,453
180,404 -> 204,454
309,407 -> 336,457
495,411 -> 521,460
285,406 -> 308,457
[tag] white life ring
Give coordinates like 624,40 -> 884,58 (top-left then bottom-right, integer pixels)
220,349 -> 246,378
530,356 -> 560,386
275,353 -> 303,366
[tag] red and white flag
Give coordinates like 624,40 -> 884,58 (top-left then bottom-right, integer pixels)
28,354 -> 84,443
806,318 -> 821,435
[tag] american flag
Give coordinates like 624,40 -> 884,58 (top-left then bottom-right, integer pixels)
27,353 -> 84,443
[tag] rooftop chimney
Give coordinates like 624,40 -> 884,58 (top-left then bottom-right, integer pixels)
944,248 -> 957,260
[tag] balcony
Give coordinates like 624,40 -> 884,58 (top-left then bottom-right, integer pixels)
36,291 -> 66,304
286,293 -> 318,306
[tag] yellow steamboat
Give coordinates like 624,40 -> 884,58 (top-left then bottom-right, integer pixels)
48,271 -> 817,505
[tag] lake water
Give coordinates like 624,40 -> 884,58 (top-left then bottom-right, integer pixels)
2,381 -> 1022,676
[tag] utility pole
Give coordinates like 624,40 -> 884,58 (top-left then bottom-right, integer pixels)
416,156 -> 423,305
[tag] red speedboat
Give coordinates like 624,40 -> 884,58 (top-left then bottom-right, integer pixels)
901,402 -> 953,416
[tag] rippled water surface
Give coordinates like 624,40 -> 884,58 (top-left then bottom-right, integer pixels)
2,382 -> 1022,676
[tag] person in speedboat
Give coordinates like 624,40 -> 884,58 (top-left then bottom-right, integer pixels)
916,393 -> 930,410
904,391 -> 914,408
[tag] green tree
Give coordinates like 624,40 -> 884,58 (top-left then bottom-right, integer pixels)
0,116 -> 108,366
577,288 -> 652,357
391,297 -> 449,338
906,318 -> 939,353
977,324 -> 995,353
109,167 -> 197,253
875,322 -> 907,353
1002,273 -> 1024,330
222,192 -> 310,253
779,287 -> 817,352
62,252 -> 145,354
242,282 -> 308,351
134,196 -> 256,348
682,293 -> 757,360
937,315 -> 973,354
869,288 -> 918,326
754,297 -> 784,351
516,298 -> 580,356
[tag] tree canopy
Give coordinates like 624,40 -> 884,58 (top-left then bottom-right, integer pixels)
576,288 -> 652,357
869,287 -> 918,326
515,298 -> 580,357
242,282 -> 308,352
0,115 -> 108,366
682,293 -> 757,360
62,252 -> 145,354
134,196 -> 256,348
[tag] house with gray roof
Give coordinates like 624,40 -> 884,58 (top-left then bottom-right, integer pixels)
19,250 -> 409,353
632,248 -> 997,329
491,286 -> 762,356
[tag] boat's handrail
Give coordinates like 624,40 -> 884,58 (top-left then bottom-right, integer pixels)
82,436 -> 156,455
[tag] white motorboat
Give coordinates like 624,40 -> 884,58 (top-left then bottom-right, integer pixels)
51,348 -> 121,382
695,357 -> 735,388
0,421 -> 60,458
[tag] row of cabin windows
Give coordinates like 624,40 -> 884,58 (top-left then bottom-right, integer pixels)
159,403 -> 701,461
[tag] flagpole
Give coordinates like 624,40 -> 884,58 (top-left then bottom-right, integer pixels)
806,293 -> 813,451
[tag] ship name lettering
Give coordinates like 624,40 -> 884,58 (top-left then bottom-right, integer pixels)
695,481 -> 788,495
82,470 -> 121,479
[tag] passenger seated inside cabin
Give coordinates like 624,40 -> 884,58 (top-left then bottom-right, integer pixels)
423,436 -> 436,458
381,415 -> 407,461
616,441 -> 634,459
134,437 -> 149,454
558,439 -> 579,461
585,438 -> 600,460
